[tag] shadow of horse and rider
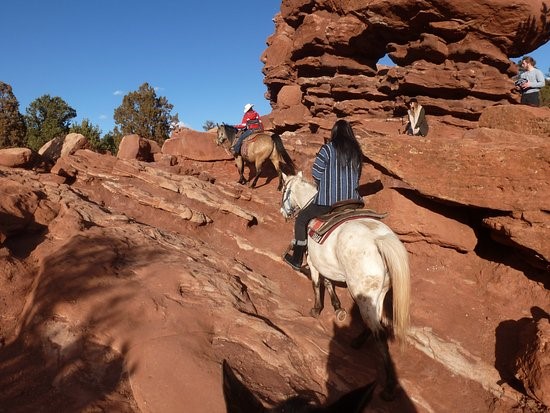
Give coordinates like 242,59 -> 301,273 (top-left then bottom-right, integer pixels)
222,169 -> 418,411
222,297 -> 417,412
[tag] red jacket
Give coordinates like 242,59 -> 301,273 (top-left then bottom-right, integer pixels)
235,110 -> 263,131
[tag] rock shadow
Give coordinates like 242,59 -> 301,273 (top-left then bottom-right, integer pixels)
0,234 -> 160,412
495,306 -> 550,394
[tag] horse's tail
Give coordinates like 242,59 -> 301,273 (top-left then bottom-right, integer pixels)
271,134 -> 296,174
376,233 -> 410,345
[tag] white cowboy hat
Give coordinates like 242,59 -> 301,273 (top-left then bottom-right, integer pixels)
243,103 -> 254,113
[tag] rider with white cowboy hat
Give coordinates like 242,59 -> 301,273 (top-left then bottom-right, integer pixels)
231,103 -> 263,156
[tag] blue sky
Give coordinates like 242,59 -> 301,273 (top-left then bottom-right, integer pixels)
2,1 -> 549,136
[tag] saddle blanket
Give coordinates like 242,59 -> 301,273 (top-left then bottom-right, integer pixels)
240,134 -> 260,158
308,209 -> 388,244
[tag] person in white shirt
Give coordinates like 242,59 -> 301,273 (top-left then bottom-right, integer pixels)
404,98 -> 429,137
517,56 -> 546,107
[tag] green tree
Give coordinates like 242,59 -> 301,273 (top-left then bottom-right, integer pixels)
113,82 -> 178,145
70,118 -> 102,150
25,95 -> 77,150
101,129 -> 122,155
0,81 -> 27,148
202,120 -> 216,131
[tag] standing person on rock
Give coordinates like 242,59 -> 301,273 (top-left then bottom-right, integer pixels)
231,103 -> 263,156
517,56 -> 546,107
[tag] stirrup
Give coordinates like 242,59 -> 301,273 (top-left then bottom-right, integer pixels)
283,253 -> 302,271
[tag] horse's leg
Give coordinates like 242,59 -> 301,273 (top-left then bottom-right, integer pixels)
235,157 -> 246,185
249,157 -> 264,188
373,330 -> 398,401
309,266 -> 324,318
270,154 -> 283,191
324,278 -> 346,322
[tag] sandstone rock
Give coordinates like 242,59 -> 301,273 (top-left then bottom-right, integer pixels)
0,178 -> 40,242
117,134 -> 154,162
39,133 -> 88,163
0,148 -> 34,168
479,105 -> 550,138
361,130 -> 549,212
482,211 -> 550,264
515,318 -> 550,407
163,128 -> 230,161
366,187 -> 478,253
264,0 -> 550,132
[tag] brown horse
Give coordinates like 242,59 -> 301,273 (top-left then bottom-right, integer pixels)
216,124 -> 295,190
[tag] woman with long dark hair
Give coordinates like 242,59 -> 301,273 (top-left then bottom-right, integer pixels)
284,119 -> 364,270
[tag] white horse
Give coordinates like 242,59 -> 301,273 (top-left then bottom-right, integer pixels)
280,172 -> 411,400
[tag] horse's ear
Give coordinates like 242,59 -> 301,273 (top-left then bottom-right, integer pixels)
282,172 -> 288,181
297,171 -> 303,178
222,360 -> 266,413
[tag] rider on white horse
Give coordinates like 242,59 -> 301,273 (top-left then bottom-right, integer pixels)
283,119 -> 363,270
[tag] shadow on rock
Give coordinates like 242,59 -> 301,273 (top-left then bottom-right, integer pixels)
325,300 -> 418,412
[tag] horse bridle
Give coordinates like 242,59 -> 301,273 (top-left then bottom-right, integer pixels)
280,179 -> 299,219
281,178 -> 314,220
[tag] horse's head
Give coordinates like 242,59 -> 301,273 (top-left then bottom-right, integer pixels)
222,358 -> 376,413
216,123 -> 236,146
280,171 -> 315,220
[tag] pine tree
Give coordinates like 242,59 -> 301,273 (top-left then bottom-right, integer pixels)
25,95 -> 77,150
70,118 -> 102,150
113,82 -> 178,145
0,82 -> 27,148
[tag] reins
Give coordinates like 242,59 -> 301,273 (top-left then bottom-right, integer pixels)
281,177 -> 314,220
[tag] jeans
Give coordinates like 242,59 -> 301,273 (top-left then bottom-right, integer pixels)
233,129 -> 253,153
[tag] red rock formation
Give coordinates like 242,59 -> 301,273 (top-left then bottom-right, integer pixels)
263,0 -> 550,131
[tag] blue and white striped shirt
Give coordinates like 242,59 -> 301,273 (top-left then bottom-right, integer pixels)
312,142 -> 361,206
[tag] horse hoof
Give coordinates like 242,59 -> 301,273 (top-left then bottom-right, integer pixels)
335,309 -> 347,322
310,308 -> 321,318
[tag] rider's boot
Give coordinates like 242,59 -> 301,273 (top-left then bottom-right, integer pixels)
284,244 -> 306,270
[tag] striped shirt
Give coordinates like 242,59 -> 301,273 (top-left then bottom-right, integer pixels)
312,142 -> 361,206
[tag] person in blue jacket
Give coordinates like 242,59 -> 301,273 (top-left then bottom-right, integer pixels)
284,119 -> 363,270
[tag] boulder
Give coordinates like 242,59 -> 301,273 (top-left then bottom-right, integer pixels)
163,128 -> 230,161
515,318 -> 550,407
0,148 -> 34,168
117,134 -> 154,162
478,105 -> 550,138
39,133 -> 88,163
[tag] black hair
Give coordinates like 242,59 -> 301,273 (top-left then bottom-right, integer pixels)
330,119 -> 363,177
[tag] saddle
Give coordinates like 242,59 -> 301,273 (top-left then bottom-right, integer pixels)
308,202 -> 388,244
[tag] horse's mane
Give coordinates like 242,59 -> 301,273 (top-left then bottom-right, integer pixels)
294,172 -> 316,189
220,123 -> 238,144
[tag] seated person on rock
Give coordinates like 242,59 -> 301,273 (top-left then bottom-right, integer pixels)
231,103 -> 264,156
403,98 -> 429,137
